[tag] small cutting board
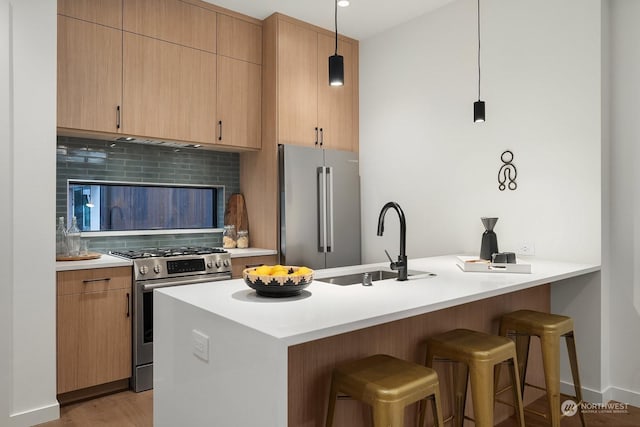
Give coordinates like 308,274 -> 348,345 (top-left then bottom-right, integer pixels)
224,193 -> 249,232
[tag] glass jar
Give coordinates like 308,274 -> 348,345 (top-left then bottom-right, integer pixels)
222,225 -> 237,249
237,230 -> 249,249
66,216 -> 81,256
56,216 -> 68,256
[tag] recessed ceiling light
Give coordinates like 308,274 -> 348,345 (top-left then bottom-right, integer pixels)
338,0 -> 350,7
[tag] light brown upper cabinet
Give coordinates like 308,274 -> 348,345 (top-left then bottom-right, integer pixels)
123,33 -> 217,144
215,13 -> 262,149
317,34 -> 355,152
217,56 -> 261,149
57,15 -> 123,133
123,0 -> 216,53
264,14 -> 358,152
57,0 -> 263,151
58,0 -> 123,29
217,13 -> 261,64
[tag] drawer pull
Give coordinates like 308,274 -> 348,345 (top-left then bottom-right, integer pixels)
82,278 -> 111,284
126,293 -> 130,317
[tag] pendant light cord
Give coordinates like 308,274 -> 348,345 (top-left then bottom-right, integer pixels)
477,0 -> 481,100
334,0 -> 338,55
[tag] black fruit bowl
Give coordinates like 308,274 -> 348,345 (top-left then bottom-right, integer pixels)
242,267 -> 313,297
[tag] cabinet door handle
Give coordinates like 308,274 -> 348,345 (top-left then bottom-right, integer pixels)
320,128 -> 324,146
315,127 -> 319,145
126,292 -> 130,317
116,106 -> 121,129
82,278 -> 111,284
218,120 -> 223,141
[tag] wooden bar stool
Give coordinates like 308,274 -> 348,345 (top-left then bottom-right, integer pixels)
499,309 -> 586,427
325,354 -> 445,427
425,329 -> 526,427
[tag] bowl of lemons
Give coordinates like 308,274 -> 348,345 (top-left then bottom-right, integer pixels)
242,265 -> 314,297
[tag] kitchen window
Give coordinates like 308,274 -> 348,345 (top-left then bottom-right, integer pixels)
68,180 -> 223,235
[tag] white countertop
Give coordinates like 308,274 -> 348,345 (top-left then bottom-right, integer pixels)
55,248 -> 276,271
157,255 -> 600,346
56,253 -> 133,271
225,248 -> 278,258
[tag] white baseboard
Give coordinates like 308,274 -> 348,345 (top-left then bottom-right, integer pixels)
560,380 -> 605,403
10,402 -> 59,427
561,381 -> 640,407
603,386 -> 640,407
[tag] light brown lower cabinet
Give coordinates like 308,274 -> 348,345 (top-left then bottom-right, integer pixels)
56,267 -> 132,395
231,255 -> 278,278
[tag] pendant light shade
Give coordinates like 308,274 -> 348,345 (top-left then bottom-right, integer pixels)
474,100 -> 485,122
329,54 -> 344,86
473,0 -> 485,122
329,0 -> 344,86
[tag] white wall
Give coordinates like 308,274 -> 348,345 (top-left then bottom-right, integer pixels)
1,1 -> 13,424
0,0 -> 58,425
606,0 -> 640,406
360,0 -> 603,395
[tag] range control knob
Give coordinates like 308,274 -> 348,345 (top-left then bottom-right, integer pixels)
223,259 -> 230,267
139,265 -> 148,275
153,265 -> 161,274
215,259 -> 223,268
206,261 -> 213,269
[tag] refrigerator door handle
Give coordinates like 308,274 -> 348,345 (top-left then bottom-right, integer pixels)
326,167 -> 334,252
317,167 -> 327,253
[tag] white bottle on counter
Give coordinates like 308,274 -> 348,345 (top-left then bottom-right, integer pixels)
56,216 -> 68,256
67,216 -> 81,256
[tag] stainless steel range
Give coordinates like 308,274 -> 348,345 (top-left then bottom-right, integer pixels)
111,246 -> 232,392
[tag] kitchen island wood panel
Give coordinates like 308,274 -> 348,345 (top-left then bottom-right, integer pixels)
57,15 -> 122,133
57,267 -> 132,396
123,0 -> 216,53
288,285 -> 549,426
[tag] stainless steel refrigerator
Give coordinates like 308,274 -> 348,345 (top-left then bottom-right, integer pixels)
279,144 -> 361,269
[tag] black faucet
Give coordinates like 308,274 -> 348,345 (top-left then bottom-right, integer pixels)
377,202 -> 408,281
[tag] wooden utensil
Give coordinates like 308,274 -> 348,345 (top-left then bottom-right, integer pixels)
224,193 -> 249,232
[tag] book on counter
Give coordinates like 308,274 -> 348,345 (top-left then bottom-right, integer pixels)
456,255 -> 532,274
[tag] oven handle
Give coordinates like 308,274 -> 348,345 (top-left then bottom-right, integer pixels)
141,275 -> 231,291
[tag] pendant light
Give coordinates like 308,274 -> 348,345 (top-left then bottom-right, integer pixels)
473,0 -> 485,122
329,0 -> 344,86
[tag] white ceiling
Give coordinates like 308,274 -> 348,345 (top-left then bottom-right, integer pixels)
206,0 -> 457,40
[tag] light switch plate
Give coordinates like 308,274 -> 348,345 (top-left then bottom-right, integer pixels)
192,329 -> 209,362
517,241 -> 535,256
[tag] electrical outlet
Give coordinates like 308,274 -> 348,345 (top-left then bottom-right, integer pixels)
518,241 -> 535,256
192,329 -> 209,361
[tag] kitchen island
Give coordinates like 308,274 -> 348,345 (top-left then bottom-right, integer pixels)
154,255 -> 599,427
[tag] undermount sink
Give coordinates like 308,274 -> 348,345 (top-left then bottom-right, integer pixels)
319,269 -> 436,286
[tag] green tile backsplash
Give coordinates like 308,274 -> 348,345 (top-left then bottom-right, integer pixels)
56,136 -> 240,252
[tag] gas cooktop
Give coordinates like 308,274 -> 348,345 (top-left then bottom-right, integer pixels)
110,246 -> 227,259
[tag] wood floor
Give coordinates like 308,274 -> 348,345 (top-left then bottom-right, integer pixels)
496,396 -> 640,427
35,391 -> 152,427
35,390 -> 639,427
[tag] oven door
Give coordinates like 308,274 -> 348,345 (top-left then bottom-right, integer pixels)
134,282 -> 154,368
